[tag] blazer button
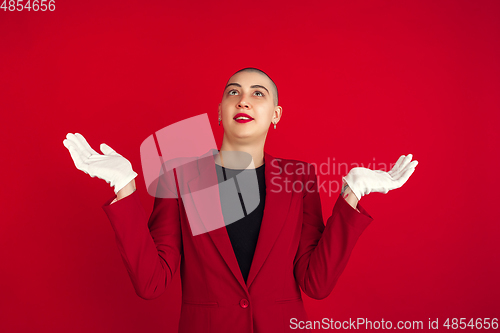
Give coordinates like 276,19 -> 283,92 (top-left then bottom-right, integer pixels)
239,299 -> 249,308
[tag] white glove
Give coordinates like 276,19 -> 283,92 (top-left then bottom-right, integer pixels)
63,133 -> 138,194
342,154 -> 418,200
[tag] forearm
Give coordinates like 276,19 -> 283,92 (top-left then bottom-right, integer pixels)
341,180 -> 360,212
294,191 -> 372,299
103,192 -> 180,300
110,179 -> 137,204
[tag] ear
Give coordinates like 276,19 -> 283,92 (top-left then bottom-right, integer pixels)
273,106 -> 282,122
218,103 -> 221,117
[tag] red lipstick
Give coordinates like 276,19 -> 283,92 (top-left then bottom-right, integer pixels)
233,113 -> 254,123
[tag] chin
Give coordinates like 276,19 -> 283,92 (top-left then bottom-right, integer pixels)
234,133 -> 254,139
229,129 -> 256,139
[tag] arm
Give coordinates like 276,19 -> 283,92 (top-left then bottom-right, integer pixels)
63,133 -> 182,299
293,154 -> 418,300
293,168 -> 373,300
110,179 -> 137,204
340,180 -> 360,212
102,169 -> 182,300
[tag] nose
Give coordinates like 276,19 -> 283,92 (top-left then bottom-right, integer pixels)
237,95 -> 250,109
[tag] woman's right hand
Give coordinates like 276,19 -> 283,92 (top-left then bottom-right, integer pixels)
63,133 -> 138,194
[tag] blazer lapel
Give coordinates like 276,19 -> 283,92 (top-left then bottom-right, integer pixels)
186,149 -> 293,292
245,152 -> 293,288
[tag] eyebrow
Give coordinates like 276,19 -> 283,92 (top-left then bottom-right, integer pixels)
225,83 -> 270,95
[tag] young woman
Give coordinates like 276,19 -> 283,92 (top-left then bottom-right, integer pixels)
63,67 -> 418,333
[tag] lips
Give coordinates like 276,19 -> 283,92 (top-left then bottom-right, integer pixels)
233,113 -> 254,120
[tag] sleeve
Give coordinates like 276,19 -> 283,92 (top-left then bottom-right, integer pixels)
102,167 -> 182,300
293,165 -> 373,300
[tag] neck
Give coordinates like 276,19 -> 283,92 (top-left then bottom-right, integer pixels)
215,133 -> 266,169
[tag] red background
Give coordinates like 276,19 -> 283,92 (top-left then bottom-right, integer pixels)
1,0 -> 499,332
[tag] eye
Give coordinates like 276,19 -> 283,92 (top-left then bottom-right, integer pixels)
228,89 -> 238,95
254,91 -> 264,97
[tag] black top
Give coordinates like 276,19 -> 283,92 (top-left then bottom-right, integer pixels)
215,163 -> 266,283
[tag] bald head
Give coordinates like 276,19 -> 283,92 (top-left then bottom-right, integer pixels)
226,67 -> 279,107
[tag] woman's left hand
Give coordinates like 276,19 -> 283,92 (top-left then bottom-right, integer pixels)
342,154 -> 418,201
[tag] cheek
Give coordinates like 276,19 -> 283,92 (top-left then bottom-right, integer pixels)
255,105 -> 274,120
220,101 -> 232,114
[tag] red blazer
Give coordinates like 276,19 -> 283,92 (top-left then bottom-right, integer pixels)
102,150 -> 373,333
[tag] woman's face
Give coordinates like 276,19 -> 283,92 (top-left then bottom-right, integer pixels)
219,71 -> 280,141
